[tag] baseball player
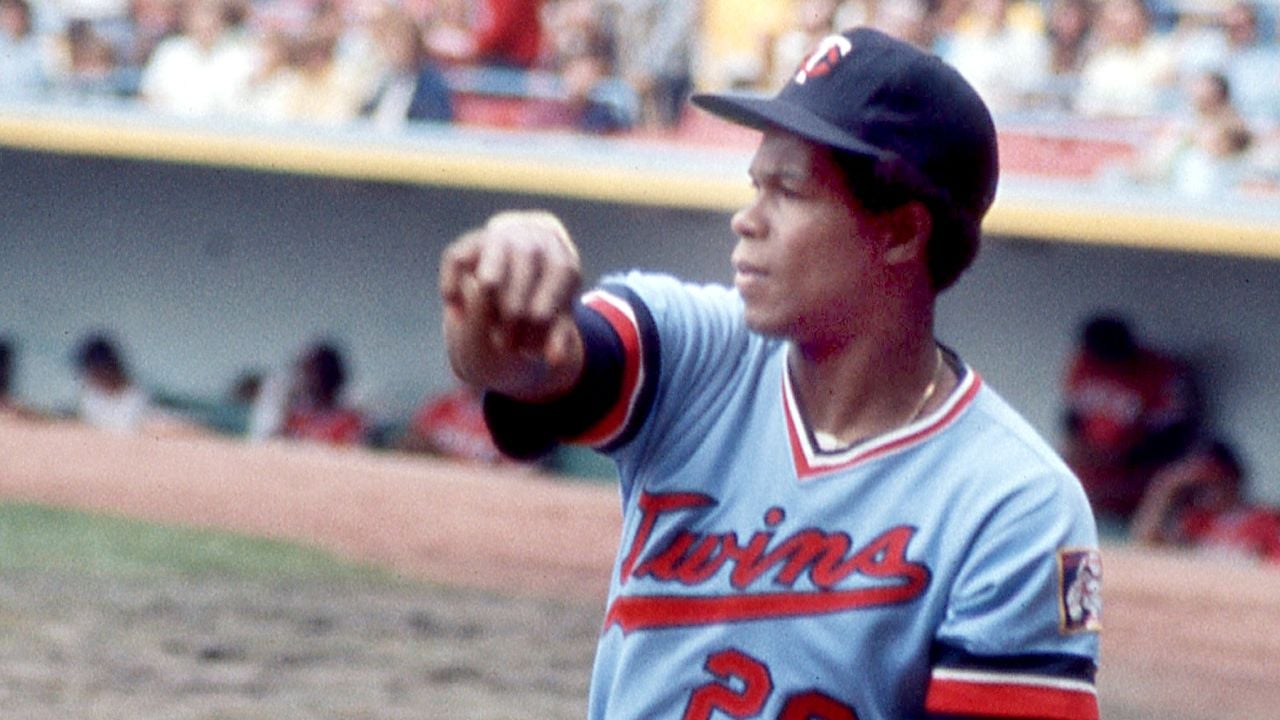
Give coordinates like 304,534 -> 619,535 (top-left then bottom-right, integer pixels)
440,27 -> 1102,720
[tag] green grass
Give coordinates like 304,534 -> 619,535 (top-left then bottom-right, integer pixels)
0,502 -> 397,583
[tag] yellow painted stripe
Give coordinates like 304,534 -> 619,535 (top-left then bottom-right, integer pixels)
985,198 -> 1280,260
0,112 -> 748,211
3,111 -> 1278,259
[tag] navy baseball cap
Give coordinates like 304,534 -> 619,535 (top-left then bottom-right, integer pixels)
692,27 -> 998,232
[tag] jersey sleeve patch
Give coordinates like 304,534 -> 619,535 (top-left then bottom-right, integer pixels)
1058,548 -> 1103,634
925,644 -> 1098,720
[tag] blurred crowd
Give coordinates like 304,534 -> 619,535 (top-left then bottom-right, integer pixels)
3,311 -> 1279,564
0,332 -> 534,470
1059,312 -> 1280,566
2,0 -> 1280,194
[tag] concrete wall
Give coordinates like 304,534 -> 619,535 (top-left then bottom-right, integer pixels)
3,146 -> 1278,501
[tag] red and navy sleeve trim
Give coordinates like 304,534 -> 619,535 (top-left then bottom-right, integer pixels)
925,643 -> 1098,720
483,284 -> 660,459
567,284 -> 660,452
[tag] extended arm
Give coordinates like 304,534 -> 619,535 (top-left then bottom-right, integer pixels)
439,211 -> 586,403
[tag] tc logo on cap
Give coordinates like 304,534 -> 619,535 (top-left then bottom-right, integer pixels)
794,34 -> 853,86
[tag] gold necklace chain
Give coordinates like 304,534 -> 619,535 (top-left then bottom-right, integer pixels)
906,347 -> 944,424
809,347 -> 946,451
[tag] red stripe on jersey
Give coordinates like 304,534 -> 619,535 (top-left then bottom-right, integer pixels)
786,369 -> 983,480
605,580 -> 928,633
925,670 -> 1099,720
783,386 -> 812,476
567,290 -> 644,447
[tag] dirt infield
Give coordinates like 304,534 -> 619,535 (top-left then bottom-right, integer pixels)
0,566 -> 602,719
0,417 -> 622,601
4,416 -> 1280,719
1,417 -> 616,719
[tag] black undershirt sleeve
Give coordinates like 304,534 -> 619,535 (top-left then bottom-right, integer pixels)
482,301 -> 627,460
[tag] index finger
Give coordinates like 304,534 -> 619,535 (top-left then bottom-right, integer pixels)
439,229 -> 485,305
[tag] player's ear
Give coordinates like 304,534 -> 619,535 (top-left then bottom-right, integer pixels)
881,201 -> 931,267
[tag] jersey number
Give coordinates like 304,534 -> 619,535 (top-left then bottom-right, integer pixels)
683,649 -> 858,719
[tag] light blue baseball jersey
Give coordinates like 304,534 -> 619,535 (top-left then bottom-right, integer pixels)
489,271 -> 1102,720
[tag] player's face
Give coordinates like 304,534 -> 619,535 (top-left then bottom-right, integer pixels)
730,130 -> 887,346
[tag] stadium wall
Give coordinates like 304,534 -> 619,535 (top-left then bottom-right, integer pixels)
2,143 -> 1278,503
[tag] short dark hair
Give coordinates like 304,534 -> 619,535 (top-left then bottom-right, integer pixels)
0,337 -> 13,395
1206,439 -> 1244,483
831,150 -> 979,292
1080,314 -> 1136,363
1204,70 -> 1232,101
306,343 -> 347,402
0,0 -> 32,16
76,333 -> 125,376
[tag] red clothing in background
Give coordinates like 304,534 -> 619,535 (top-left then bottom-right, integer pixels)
285,406 -> 365,446
1063,346 -> 1199,517
1181,505 -> 1280,565
472,0 -> 543,68
410,387 -> 504,463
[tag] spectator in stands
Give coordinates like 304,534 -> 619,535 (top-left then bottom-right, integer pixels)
281,340 -> 366,446
1060,313 -> 1203,524
237,27 -> 295,122
0,337 -> 18,410
767,0 -> 839,91
0,0 -> 48,100
1131,438 -> 1280,565
397,380 -> 510,464
117,0 -> 184,72
221,369 -> 263,435
869,0 -> 938,51
542,0 -> 635,133
42,0 -> 132,46
235,0 -> 380,126
424,0 -> 544,69
310,0 -> 386,107
612,0 -> 698,130
73,332 -> 153,433
694,0 -> 791,91
1221,1 -> 1280,126
542,0 -> 611,61
236,361 -> 293,441
0,337 -> 45,421
558,40 -> 636,133
930,0 -> 971,39
939,0 -> 1051,114
361,6 -> 453,130
45,0 -> 129,25
1186,1 -> 1280,127
1130,69 -> 1256,198
137,0 -> 259,117
47,18 -> 125,101
1074,0 -> 1178,118
261,25 -> 368,126
1031,0 -> 1095,112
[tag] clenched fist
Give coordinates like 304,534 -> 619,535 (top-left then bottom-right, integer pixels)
439,211 -> 585,402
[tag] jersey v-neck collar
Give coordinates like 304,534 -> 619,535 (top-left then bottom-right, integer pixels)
781,350 -> 982,481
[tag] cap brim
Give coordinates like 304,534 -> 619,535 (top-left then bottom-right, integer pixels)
691,92 -> 886,161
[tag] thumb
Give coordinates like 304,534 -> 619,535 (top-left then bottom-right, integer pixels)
543,314 -> 580,367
